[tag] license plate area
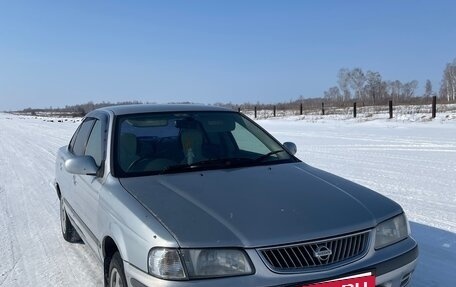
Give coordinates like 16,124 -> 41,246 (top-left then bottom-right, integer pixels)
301,272 -> 375,287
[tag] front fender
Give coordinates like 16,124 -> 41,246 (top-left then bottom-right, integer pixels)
99,174 -> 179,272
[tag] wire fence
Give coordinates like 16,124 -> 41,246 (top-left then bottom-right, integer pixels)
238,97 -> 456,120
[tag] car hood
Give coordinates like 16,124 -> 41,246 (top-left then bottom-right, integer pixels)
119,162 -> 401,248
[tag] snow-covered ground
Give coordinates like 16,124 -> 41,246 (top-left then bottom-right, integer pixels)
0,112 -> 455,286
0,115 -> 101,286
259,116 -> 456,287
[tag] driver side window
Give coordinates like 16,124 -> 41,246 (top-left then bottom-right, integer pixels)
85,120 -> 103,167
71,118 -> 95,156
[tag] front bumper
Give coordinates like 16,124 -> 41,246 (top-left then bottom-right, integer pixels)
124,237 -> 418,287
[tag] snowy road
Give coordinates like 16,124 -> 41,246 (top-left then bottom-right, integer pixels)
0,115 -> 102,286
0,113 -> 455,286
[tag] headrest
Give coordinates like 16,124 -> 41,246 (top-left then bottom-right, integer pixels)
181,129 -> 203,151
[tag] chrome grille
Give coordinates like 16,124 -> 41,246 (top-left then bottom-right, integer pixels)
259,231 -> 370,272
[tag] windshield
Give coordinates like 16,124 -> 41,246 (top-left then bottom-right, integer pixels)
113,111 -> 296,177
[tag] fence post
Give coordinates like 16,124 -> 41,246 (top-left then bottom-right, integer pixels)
273,106 -> 276,117
353,102 -> 357,118
238,107 -> 241,113
432,96 -> 437,118
322,102 -> 325,115
300,103 -> 303,115
389,100 -> 393,119
254,106 -> 257,118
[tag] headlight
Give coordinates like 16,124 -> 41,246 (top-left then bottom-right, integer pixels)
148,248 -> 253,280
375,213 -> 410,249
181,249 -> 253,278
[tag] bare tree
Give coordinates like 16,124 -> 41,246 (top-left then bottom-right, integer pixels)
389,80 -> 403,102
424,79 -> 433,98
365,71 -> 382,104
337,68 -> 352,101
440,59 -> 456,102
324,86 -> 342,102
379,81 -> 389,102
349,68 -> 366,100
402,80 -> 419,99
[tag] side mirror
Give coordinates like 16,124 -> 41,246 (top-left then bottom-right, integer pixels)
283,142 -> 297,155
65,156 -> 98,175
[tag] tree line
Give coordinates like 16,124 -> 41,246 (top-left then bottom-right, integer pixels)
323,58 -> 456,105
218,58 -> 456,111
324,68 -> 420,104
21,101 -> 144,117
16,58 -> 456,116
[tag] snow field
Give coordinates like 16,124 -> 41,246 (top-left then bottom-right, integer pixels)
0,112 -> 455,286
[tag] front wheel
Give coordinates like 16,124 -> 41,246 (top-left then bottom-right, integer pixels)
109,252 -> 127,287
60,199 -> 81,243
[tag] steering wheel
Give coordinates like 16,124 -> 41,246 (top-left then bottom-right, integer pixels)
127,157 -> 154,172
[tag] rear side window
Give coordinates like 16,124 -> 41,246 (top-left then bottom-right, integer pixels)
71,118 -> 95,156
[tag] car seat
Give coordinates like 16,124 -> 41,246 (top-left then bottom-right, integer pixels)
180,128 -> 206,165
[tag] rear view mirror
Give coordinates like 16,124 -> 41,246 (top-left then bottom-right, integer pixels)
175,118 -> 199,129
65,156 -> 98,175
200,115 -> 235,132
283,142 -> 297,155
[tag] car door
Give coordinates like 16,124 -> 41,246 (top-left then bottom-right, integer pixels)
65,118 -> 96,226
57,123 -> 82,205
75,117 -> 107,254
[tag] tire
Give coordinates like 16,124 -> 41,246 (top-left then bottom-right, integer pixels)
60,199 -> 81,243
108,252 -> 127,287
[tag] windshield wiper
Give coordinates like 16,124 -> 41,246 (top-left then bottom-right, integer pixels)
159,153 -> 288,174
253,149 -> 287,163
159,163 -> 194,174
159,157 -> 253,174
192,157 -> 254,166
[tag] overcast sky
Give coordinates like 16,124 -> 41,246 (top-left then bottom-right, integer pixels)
1,0 -> 455,111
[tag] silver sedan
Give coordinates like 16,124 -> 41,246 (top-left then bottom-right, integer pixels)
54,104 -> 418,287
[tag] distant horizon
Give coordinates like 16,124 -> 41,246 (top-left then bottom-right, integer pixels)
1,97 -> 307,112
1,1 -> 455,111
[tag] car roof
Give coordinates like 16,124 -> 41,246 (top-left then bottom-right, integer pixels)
95,104 -> 233,116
